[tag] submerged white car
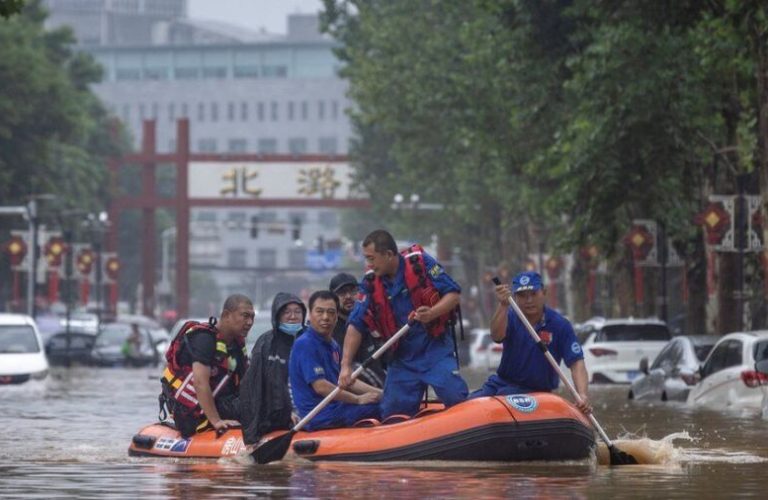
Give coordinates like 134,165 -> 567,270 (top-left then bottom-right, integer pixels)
0,314 -> 49,384
686,331 -> 768,413
580,318 -> 671,384
468,328 -> 503,371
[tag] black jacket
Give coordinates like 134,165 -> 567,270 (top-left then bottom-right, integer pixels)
240,292 -> 306,444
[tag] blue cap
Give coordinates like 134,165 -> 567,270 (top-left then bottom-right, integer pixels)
512,271 -> 543,293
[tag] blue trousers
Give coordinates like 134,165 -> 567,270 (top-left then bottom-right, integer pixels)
468,374 -> 549,399
381,354 -> 468,418
304,401 -> 381,431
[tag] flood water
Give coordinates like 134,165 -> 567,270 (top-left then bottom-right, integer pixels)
1,366 -> 767,499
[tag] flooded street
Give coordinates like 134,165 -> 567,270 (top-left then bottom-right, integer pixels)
1,367 -> 767,498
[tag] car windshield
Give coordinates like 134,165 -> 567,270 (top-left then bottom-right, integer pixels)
0,325 -> 40,353
95,324 -> 133,347
597,324 -> 671,342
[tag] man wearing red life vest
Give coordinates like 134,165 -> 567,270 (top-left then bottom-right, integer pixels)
339,230 -> 468,418
162,294 -> 254,437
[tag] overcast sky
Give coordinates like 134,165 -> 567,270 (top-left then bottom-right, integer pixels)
187,0 -> 325,34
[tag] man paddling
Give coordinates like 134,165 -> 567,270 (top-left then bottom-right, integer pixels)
469,271 -> 592,414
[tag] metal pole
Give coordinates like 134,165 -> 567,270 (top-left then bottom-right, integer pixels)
736,174 -> 748,331
658,220 -> 668,323
63,229 -> 73,368
27,200 -> 37,318
95,237 -> 103,325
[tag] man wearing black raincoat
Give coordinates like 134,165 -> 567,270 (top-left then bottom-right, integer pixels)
239,292 -> 306,445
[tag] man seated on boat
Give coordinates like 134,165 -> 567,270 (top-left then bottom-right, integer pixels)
240,293 -> 307,445
329,272 -> 386,389
339,229 -> 468,419
160,294 -> 254,438
290,290 -> 381,430
469,271 -> 592,414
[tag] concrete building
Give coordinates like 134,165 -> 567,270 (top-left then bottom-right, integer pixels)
44,1 -> 361,312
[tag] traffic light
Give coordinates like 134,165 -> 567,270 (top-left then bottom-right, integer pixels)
250,215 -> 259,238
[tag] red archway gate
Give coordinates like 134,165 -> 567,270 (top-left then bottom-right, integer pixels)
111,119 -> 368,317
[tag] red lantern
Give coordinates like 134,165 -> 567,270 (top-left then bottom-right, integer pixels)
44,237 -> 67,267
76,248 -> 95,275
624,225 -> 654,261
695,201 -> 732,245
545,256 -> 562,280
4,236 -> 27,267
105,256 -> 120,281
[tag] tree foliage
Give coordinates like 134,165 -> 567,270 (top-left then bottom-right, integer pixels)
322,0 -> 768,326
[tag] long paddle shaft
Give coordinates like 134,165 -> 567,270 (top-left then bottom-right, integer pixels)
491,278 -> 617,449
292,320 -> 413,433
252,320 -> 414,464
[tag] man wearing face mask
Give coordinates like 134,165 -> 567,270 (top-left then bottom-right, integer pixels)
239,292 -> 306,445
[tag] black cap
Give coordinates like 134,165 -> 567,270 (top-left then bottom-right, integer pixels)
329,273 -> 358,293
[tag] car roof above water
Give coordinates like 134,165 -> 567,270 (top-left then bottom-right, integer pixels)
0,313 -> 36,326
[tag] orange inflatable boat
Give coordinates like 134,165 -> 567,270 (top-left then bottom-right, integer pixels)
129,394 -> 595,462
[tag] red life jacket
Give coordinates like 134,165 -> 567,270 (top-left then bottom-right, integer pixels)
362,244 -> 455,342
161,319 -> 247,419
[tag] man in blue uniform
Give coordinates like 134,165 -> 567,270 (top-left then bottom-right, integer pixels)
469,271 -> 592,414
339,229 -> 468,418
289,290 -> 381,430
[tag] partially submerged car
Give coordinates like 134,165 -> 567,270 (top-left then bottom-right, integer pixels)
90,322 -> 160,367
686,331 -> 768,413
45,329 -> 96,366
629,335 -> 718,401
0,314 -> 49,384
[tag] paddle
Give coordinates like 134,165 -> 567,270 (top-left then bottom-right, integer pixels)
491,277 -> 637,465
252,319 -> 415,465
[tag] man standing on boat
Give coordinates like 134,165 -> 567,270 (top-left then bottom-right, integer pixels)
469,271 -> 592,414
290,290 -> 381,430
161,294 -> 254,438
329,272 -> 386,389
339,230 -> 468,419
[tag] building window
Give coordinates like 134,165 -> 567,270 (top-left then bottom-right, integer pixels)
203,67 -> 227,79
257,102 -> 264,121
318,137 -> 338,155
287,101 -> 295,121
270,101 -> 278,121
258,248 -> 277,268
228,138 -> 247,153
332,100 -> 339,120
197,138 -> 217,153
262,65 -> 287,78
197,102 -> 205,121
318,100 -> 325,120
175,67 -> 199,79
257,138 -> 278,154
116,68 -> 141,81
301,101 -> 308,120
234,66 -> 259,78
227,102 -> 235,121
226,211 -> 246,229
228,248 -> 247,268
168,103 -> 175,122
181,102 -> 188,117
196,211 -> 218,223
288,138 -> 307,155
240,102 -> 248,121
288,248 -> 305,267
138,103 -> 145,119
144,67 -> 168,80
151,102 -> 159,119
211,102 -> 219,122
121,104 -> 130,122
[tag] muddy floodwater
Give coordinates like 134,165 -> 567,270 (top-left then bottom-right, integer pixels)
1,366 -> 766,498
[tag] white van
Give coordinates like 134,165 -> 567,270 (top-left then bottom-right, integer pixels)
0,314 -> 49,384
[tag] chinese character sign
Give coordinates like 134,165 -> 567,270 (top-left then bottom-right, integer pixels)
189,162 -> 364,200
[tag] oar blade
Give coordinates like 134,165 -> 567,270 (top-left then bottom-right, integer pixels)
252,431 -> 294,465
608,444 -> 638,465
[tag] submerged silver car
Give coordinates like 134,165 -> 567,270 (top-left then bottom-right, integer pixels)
628,335 -> 718,402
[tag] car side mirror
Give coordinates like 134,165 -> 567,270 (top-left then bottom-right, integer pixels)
639,357 -> 649,375
755,359 -> 768,375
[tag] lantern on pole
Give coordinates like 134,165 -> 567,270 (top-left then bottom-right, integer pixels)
3,235 -> 27,307
76,248 -> 95,306
624,223 -> 655,306
43,235 -> 67,304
